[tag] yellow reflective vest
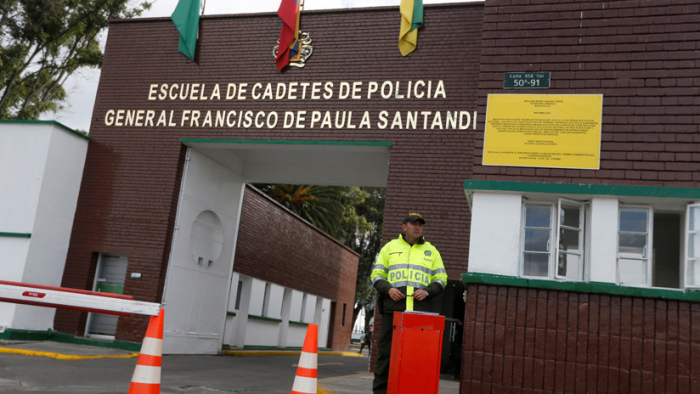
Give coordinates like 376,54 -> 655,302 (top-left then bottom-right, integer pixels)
371,234 -> 447,311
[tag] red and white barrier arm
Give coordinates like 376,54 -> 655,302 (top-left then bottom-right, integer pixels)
0,280 -> 160,317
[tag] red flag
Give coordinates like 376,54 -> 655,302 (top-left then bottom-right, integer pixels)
276,0 -> 299,70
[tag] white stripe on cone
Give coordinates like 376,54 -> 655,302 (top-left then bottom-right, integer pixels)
297,351 -> 317,369
291,376 -> 317,394
140,337 -> 163,356
131,365 -> 161,384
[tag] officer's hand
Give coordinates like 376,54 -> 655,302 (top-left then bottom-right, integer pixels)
388,288 -> 405,301
412,289 -> 428,301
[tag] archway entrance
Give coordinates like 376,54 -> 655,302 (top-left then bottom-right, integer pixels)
161,139 -> 390,354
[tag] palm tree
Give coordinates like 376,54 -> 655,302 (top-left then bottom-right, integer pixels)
255,184 -> 347,237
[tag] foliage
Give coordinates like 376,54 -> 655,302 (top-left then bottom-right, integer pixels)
345,187 -> 385,332
255,184 -> 347,238
254,184 -> 385,331
0,0 -> 151,119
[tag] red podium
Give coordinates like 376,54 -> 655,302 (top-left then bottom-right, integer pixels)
387,311 -> 445,394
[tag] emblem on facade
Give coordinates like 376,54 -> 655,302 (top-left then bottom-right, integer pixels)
273,32 -> 313,68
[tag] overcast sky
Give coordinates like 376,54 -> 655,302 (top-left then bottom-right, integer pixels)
43,0 -> 477,132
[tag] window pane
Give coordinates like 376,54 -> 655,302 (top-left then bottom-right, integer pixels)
687,258 -> 700,287
619,209 -> 648,232
559,228 -> 580,252
618,258 -> 647,286
560,204 -> 581,228
690,206 -> 700,232
689,233 -> 700,259
618,233 -> 647,257
524,228 -> 550,252
557,252 -> 582,279
523,252 -> 549,277
525,205 -> 551,228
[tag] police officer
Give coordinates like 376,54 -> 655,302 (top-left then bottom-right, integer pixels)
370,212 -> 448,394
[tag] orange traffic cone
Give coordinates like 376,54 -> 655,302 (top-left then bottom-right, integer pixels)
128,309 -> 164,394
291,323 -> 318,394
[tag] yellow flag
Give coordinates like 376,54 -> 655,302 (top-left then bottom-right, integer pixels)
399,0 -> 423,56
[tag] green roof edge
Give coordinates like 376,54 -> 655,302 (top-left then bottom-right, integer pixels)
464,179 -> 700,199
461,272 -> 700,302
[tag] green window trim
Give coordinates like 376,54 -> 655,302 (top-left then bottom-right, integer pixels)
234,313 -> 308,326
461,272 -> 700,302
248,314 -> 282,323
464,179 -> 700,200
181,138 -> 392,147
0,119 -> 90,141
0,232 -> 31,238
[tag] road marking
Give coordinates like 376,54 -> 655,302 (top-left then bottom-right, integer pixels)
0,347 -> 138,360
318,384 -> 336,394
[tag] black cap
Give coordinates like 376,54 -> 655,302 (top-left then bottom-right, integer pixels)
403,212 -> 425,224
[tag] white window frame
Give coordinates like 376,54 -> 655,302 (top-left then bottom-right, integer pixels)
520,198 -> 587,281
616,206 -> 653,287
520,202 -> 554,279
685,203 -> 700,289
555,199 -> 586,281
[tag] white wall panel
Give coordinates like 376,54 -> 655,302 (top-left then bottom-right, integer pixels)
589,197 -> 619,284
289,290 -> 303,322
267,283 -> 284,319
0,123 -> 87,331
468,192 -> 522,276
15,126 -> 88,330
246,320 -> 282,346
248,279 -> 265,316
0,125 -> 49,232
163,149 -> 244,354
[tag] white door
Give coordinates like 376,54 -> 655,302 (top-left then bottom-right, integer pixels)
162,149 -> 244,354
86,254 -> 128,339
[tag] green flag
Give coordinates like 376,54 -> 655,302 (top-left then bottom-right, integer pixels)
411,0 -> 423,31
171,0 -> 202,60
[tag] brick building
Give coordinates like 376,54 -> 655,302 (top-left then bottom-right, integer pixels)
50,0 -> 700,392
462,1 -> 700,393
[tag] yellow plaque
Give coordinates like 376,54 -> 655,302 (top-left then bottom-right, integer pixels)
483,94 -> 603,169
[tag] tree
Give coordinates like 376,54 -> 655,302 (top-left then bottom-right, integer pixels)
254,184 -> 347,238
343,187 -> 385,332
255,184 -> 385,332
0,0 -> 151,120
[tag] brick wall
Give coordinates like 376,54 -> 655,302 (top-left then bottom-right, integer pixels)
464,284 -> 700,393
474,0 -> 700,185
234,185 -> 358,350
57,4 -> 484,343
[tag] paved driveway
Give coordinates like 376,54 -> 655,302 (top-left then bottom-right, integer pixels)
0,341 -> 460,393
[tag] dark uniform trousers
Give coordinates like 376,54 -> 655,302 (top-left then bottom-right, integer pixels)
372,310 -> 395,394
